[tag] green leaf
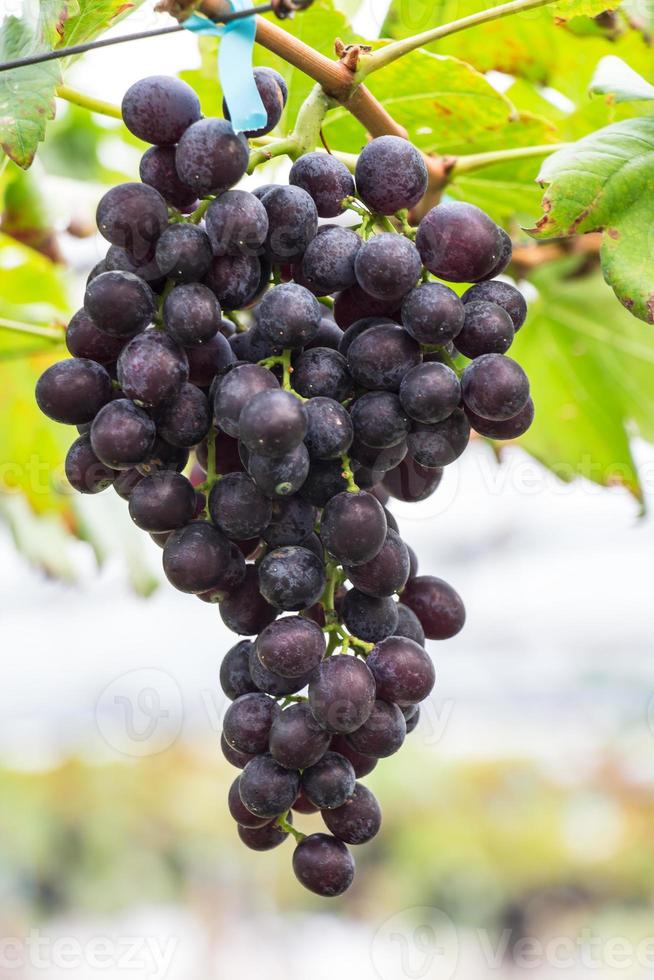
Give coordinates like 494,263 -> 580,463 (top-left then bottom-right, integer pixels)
589,54 -> 654,103
0,17 -> 62,168
513,258 -> 654,501
59,0 -> 138,46
530,117 -> 654,323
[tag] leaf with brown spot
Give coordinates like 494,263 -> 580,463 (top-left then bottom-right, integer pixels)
530,118 -> 654,323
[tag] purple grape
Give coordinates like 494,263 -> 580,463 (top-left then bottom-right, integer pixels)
175,118 -> 249,197
85,271 -> 155,338
308,656 -> 376,734
269,703 -> 331,770
454,301 -> 514,358
347,323 -> 421,392
292,347 -> 353,401
239,753 -> 299,819
205,190 -> 269,257
255,615 -> 325,678
262,496 -> 316,547
407,408 -> 470,468
351,391 -> 410,449
320,491 -> 387,566
96,183 -> 168,255
161,519 -> 231,593
139,146 -> 198,211
301,226 -> 361,295
155,224 -> 212,283
64,435 -> 117,493
155,382 -> 210,448
301,751 -> 356,810
220,640 -> 258,700
322,783 -> 381,845
341,589 -> 399,643
36,358 -> 112,425
416,202 -> 503,283
346,699 -> 406,758
223,693 -> 279,755
208,472 -> 272,539
461,353 -> 530,421
128,471 -> 195,532
401,575 -> 466,640
220,564 -> 278,635
262,185 -> 318,264
355,136 -> 427,214
383,456 -> 443,502
238,817 -> 292,851
186,332 -> 235,388
329,735 -> 378,779
292,833 -> 355,896
354,233 -> 422,303
117,331 -> 189,407
122,75 -> 201,145
304,397 -> 353,460
465,397 -> 534,439
344,529 -> 410,598
258,546 -> 325,611
289,152 -> 355,217
462,279 -> 527,331
401,282 -> 465,345
65,309 -> 126,363
204,253 -> 262,310
256,283 -> 322,349
248,444 -> 310,498
395,603 -> 425,646
399,363 -> 461,424
239,389 -> 307,456
90,399 -> 156,469
367,635 -> 435,706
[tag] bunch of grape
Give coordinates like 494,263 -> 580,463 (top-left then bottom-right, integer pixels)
35,72 -> 533,898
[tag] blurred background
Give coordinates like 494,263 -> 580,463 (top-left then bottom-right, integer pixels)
2,0 -> 654,977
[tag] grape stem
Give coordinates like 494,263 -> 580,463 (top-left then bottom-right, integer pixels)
324,622 -> 374,655
340,454 -> 359,493
200,429 -> 220,511
452,142 -> 572,175
56,85 -> 122,120
275,812 -> 305,842
321,561 -> 340,625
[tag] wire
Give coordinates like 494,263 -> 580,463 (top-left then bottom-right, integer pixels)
0,2 -> 283,74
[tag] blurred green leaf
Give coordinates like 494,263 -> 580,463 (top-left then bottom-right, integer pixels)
530,117 -> 654,324
590,54 -> 654,102
513,257 -> 654,499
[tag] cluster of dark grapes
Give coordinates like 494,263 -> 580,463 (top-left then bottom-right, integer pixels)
35,70 -> 533,898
